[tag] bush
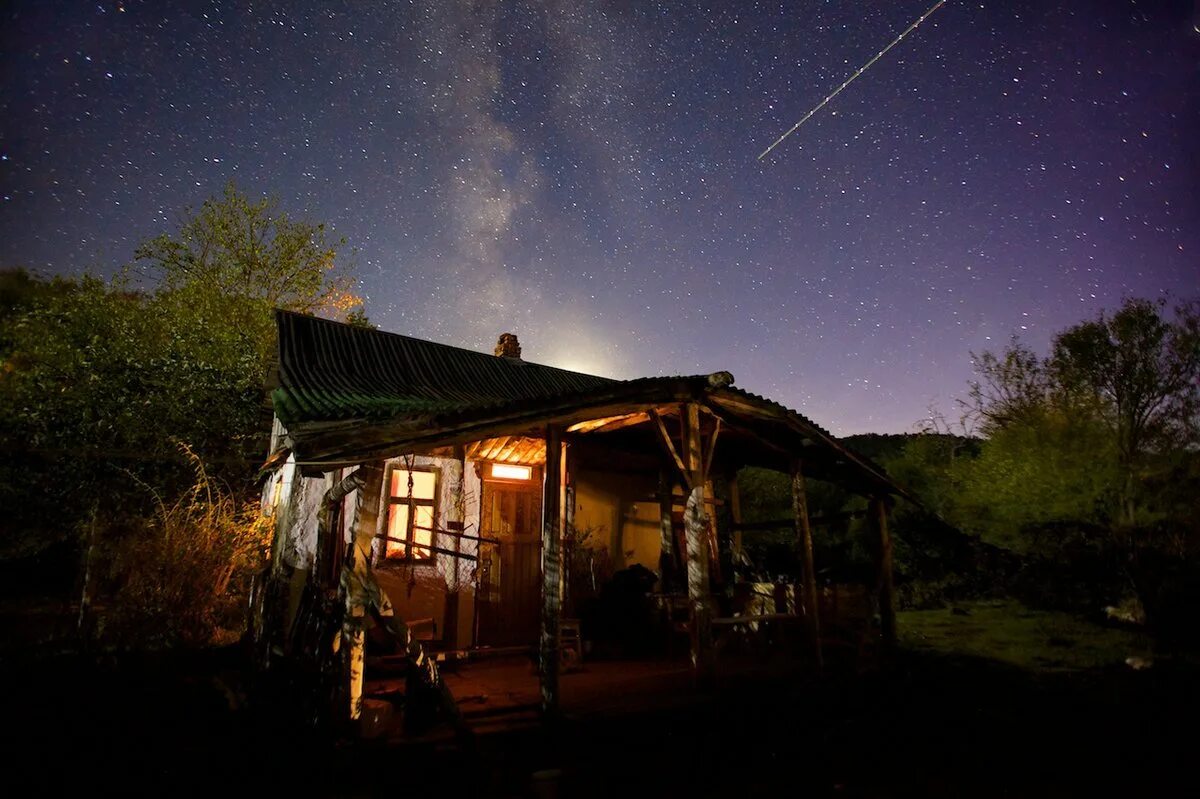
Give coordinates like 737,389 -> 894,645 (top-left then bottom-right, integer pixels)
90,448 -> 271,649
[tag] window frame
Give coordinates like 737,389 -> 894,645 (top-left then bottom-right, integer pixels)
381,462 -> 440,564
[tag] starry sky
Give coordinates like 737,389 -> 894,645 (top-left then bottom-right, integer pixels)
2,1 -> 1197,434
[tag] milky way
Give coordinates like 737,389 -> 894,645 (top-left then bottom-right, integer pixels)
2,1 -> 1197,433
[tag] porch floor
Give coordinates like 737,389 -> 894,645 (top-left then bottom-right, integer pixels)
368,642 -> 842,742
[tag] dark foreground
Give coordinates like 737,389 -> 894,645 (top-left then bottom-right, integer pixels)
3,630 -> 1196,797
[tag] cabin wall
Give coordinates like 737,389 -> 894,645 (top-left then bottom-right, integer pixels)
262,443 -> 482,650
262,456 -> 328,573
573,467 -> 660,573
372,454 -> 481,651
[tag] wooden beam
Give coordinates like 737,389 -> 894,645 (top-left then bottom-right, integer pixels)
589,412 -> 652,434
565,412 -> 647,433
539,424 -> 564,715
703,406 -> 791,457
702,417 -> 722,484
790,459 -> 823,670
870,496 -> 897,654
649,409 -> 691,490
683,402 -> 715,683
375,534 -> 478,561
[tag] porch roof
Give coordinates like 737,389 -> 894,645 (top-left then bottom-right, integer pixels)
269,311 -> 910,499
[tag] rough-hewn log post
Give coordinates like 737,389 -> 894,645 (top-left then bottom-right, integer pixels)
870,495 -> 897,653
539,425 -> 564,714
728,472 -> 745,581
563,465 -> 576,616
658,468 -> 675,590
345,463 -> 384,722
790,459 -> 823,669
683,402 -> 715,682
443,444 -> 466,649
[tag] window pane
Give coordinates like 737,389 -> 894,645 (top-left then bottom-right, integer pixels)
386,505 -> 409,558
390,469 -> 436,500
413,505 -> 434,559
491,463 -> 532,480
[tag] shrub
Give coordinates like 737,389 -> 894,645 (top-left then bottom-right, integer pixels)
91,447 -> 271,649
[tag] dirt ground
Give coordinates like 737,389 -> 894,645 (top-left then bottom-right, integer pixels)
3,602 -> 1196,797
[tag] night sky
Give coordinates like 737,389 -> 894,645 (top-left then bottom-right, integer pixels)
2,1 -> 1197,434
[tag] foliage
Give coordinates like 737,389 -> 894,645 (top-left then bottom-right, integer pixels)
135,181 -> 361,318
935,297 -> 1200,629
92,447 -> 272,649
954,407 -> 1120,553
0,184 -> 359,576
965,297 -> 1200,527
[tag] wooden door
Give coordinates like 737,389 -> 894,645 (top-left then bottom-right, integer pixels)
476,480 -> 541,647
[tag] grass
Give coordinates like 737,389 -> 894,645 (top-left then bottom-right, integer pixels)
899,599 -> 1155,672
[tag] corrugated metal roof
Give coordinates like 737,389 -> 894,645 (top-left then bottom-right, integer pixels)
269,311 -> 911,500
272,310 -> 615,424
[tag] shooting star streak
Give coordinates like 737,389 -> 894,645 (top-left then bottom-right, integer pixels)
758,0 -> 949,162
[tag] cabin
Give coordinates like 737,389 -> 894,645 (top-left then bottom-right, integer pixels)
255,310 -> 908,729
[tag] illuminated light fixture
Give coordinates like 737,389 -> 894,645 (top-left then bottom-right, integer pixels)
491,463 -> 532,481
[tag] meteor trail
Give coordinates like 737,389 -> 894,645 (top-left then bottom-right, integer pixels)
758,0 -> 949,162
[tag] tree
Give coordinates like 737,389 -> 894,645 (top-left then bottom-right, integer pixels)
1049,298 -> 1200,524
964,298 -> 1199,528
964,340 -> 1051,437
0,185 -> 361,565
135,182 -> 360,318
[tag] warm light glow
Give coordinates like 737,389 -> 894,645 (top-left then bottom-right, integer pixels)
412,505 -> 433,558
490,463 -> 532,481
390,469 -> 435,499
386,505 -> 410,558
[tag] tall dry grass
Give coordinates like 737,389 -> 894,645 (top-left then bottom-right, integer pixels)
92,446 -> 271,649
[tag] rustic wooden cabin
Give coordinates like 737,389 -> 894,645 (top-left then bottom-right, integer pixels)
257,310 -> 909,725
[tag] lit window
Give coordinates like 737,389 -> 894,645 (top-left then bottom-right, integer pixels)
490,463 -> 532,481
385,466 -> 437,561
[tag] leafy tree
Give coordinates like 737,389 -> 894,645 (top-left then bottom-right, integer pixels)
1049,298 -> 1200,523
135,182 -> 359,318
955,406 -> 1118,553
964,298 -> 1199,527
0,185 -> 361,573
951,297 -> 1200,622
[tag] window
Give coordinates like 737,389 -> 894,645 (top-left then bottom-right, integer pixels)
490,463 -> 532,481
385,466 -> 437,561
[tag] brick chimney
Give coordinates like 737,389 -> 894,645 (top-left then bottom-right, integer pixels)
494,332 -> 522,359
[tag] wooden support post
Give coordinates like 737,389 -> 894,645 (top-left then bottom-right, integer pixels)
563,458 -> 576,616
728,472 -> 745,581
790,459 -> 823,669
658,468 -> 675,591
683,402 -> 715,683
539,425 -> 564,715
443,444 -> 466,649
870,495 -> 898,653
